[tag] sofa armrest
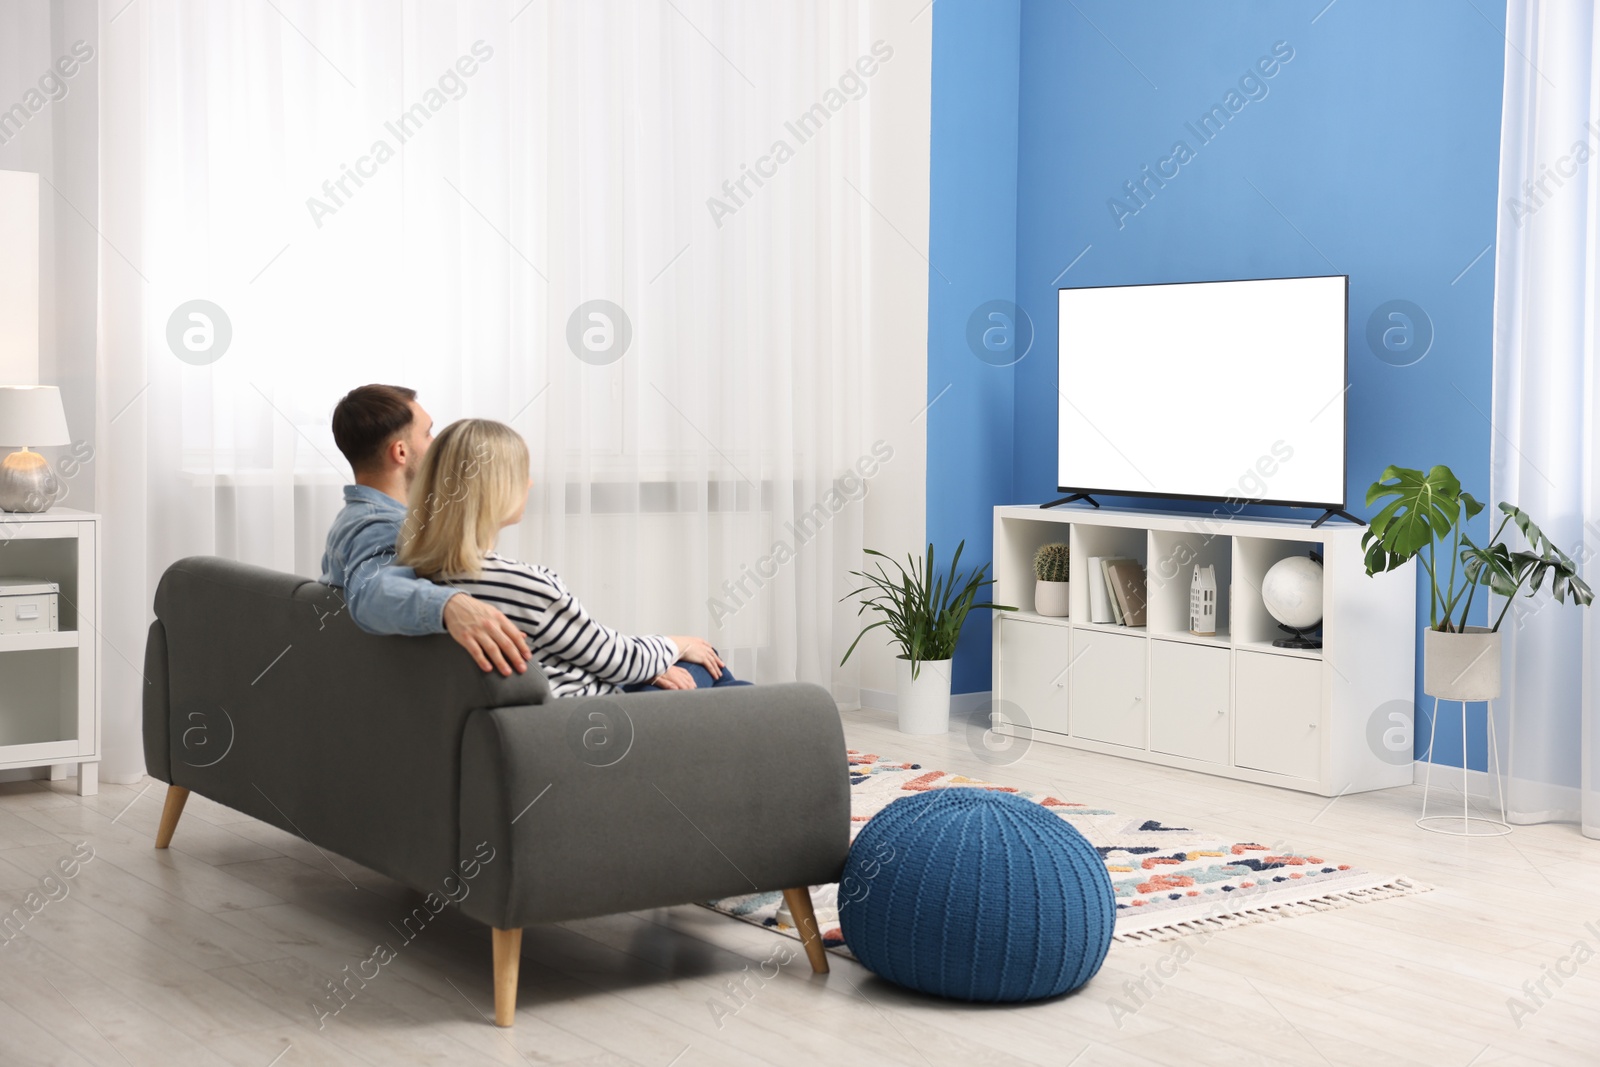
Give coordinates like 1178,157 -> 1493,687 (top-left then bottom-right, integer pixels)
142,619 -> 172,785
456,682 -> 850,930
146,556 -> 552,894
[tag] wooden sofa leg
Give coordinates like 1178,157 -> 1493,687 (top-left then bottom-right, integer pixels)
154,786 -> 190,849
492,927 -> 522,1027
782,886 -> 830,974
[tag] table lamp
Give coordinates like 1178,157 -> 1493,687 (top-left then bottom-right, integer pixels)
0,385 -> 70,512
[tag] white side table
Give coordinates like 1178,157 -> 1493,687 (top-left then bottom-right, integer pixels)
0,507 -> 99,795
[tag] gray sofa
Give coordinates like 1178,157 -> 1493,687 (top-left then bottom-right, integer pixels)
142,557 -> 850,1025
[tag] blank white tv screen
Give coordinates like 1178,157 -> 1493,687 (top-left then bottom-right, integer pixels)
1057,275 -> 1347,508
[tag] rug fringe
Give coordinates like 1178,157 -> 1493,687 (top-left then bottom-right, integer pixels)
1112,877 -> 1433,943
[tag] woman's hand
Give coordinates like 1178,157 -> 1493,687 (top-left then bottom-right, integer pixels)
668,636 -> 724,679
650,666 -> 695,690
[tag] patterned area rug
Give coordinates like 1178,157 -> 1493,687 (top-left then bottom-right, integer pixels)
704,751 -> 1428,950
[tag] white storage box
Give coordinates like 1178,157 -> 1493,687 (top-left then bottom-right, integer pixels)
0,578 -> 59,633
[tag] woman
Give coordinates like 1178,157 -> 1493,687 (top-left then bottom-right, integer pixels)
396,419 -> 742,696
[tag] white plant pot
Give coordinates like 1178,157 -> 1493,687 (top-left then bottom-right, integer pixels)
895,657 -> 953,735
1423,626 -> 1502,701
1034,579 -> 1070,618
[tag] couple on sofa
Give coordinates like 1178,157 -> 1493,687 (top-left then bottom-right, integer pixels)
319,384 -> 745,695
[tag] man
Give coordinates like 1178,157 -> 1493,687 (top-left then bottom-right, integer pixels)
321,384 -> 532,676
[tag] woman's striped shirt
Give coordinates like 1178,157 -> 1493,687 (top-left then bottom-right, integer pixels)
442,553 -> 678,698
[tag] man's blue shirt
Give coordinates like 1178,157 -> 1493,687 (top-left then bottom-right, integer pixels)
320,484 -> 454,635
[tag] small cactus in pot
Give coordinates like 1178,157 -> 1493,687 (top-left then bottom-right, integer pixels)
1033,542 -> 1071,617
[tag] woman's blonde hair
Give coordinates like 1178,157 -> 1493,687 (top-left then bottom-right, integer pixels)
396,418 -> 530,580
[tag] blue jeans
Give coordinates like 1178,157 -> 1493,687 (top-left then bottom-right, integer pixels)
622,661 -> 752,692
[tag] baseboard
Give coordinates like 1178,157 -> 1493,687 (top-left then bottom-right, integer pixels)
859,687 -> 895,713
0,766 -> 143,786
1413,760 -> 1501,803
1414,760 -> 1586,823
858,688 -> 993,717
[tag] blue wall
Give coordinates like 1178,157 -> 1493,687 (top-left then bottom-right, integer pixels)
926,0 -> 1022,695
928,0 -> 1508,768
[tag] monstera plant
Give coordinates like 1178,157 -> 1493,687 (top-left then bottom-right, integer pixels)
1460,505 -> 1594,630
1361,464 -> 1592,633
1362,464 -> 1593,702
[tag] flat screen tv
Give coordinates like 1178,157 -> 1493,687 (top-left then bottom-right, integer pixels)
1056,274 -> 1348,510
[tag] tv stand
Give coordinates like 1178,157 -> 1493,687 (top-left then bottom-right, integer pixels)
1041,493 -> 1101,510
989,504 -> 1415,797
1309,507 -> 1365,529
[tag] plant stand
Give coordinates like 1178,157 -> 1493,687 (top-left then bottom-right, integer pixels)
1416,695 -> 1511,837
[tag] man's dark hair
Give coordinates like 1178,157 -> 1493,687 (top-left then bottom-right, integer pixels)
331,384 -> 418,473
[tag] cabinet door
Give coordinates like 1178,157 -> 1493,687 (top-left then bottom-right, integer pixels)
1234,651 -> 1322,780
995,617 -> 1071,735
1068,630 -> 1147,749
1149,641 -> 1230,764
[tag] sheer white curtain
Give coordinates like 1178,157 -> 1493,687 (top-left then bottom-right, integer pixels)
97,1 -> 927,779
1490,0 -> 1600,836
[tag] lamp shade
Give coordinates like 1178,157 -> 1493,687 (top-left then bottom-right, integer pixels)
0,386 -> 70,447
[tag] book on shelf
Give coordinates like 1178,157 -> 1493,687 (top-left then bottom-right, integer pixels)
1091,556 -> 1138,625
1106,559 -> 1148,628
1101,558 -> 1124,624
1087,555 -> 1113,623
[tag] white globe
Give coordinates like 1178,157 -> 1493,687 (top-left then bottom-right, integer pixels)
1262,556 -> 1324,630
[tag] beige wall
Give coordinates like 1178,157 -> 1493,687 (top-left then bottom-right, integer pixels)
0,1 -> 99,506
854,1 -> 931,702
0,1 -> 100,782
0,171 -> 40,384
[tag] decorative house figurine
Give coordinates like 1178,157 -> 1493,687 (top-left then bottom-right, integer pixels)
1190,564 -> 1217,635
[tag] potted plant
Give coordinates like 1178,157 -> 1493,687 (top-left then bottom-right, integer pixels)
1362,465 -> 1593,700
841,541 -> 1015,735
1033,542 -> 1071,617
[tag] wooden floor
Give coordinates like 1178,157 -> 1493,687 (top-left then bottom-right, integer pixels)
2,706 -> 1598,1066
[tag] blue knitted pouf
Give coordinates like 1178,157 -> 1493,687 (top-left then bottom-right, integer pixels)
838,788 -> 1115,1002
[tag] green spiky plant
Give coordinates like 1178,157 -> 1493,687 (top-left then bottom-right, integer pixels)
840,541 -> 1015,679
1034,542 -> 1071,583
1362,464 -> 1593,631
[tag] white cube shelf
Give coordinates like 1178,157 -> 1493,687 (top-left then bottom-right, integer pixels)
992,505 -> 1415,796
0,508 -> 100,794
